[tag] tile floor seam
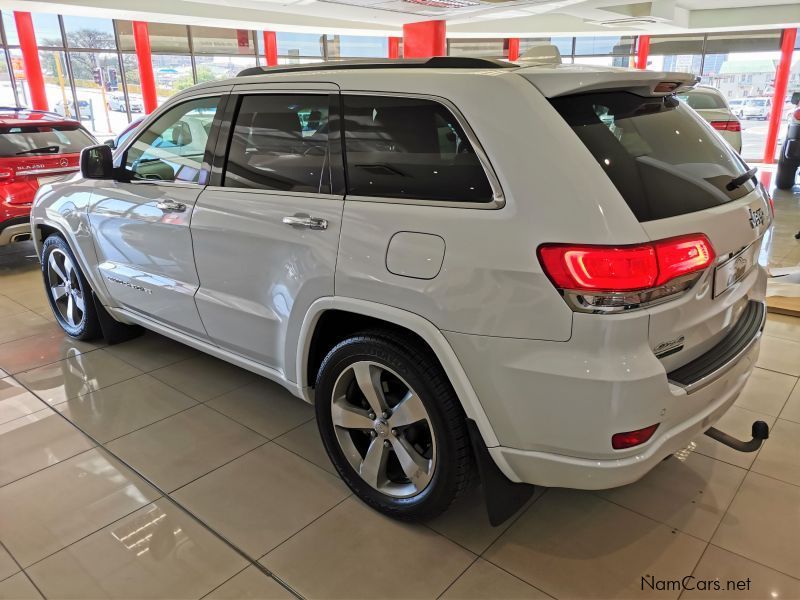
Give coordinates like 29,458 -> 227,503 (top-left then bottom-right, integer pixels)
434,555 -> 480,600
101,344 -> 199,376
149,362 -> 260,405
706,542 -> 800,584
200,398 -> 312,442
754,364 -> 800,378
586,487 -> 731,545
91,400 -> 201,445
15,495 -> 167,572
255,494 -> 354,564
0,345 -> 104,377
0,539 -> 47,600
19,399 -> 307,600
0,438 -> 97,490
164,438 -> 272,495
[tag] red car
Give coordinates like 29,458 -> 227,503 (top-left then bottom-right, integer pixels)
0,108 -> 96,246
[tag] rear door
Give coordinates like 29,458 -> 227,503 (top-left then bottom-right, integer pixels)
88,91 -> 227,338
549,90 -> 770,370
191,84 -> 344,374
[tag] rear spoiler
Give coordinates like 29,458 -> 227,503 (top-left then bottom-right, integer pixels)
519,67 -> 699,98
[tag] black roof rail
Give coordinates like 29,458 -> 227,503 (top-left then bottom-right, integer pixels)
237,56 -> 515,77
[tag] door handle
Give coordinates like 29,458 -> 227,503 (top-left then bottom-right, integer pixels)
282,214 -> 328,230
156,200 -> 187,213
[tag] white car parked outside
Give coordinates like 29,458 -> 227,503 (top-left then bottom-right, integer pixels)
31,56 -> 772,523
677,85 -> 742,153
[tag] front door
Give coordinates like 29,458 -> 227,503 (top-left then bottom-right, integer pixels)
192,88 -> 343,375
88,93 -> 225,338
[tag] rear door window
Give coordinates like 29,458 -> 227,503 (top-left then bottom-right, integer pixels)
550,91 -> 755,222
677,91 -> 726,110
0,125 -> 95,156
223,94 -> 332,193
341,95 -> 493,203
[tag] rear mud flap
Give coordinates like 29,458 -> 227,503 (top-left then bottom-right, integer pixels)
466,419 -> 536,526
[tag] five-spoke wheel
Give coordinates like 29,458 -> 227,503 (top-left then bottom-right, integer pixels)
41,234 -> 101,340
331,361 -> 436,498
47,248 -> 86,328
316,333 -> 474,520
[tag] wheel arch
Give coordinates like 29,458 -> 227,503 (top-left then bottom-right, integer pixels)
295,297 -> 500,448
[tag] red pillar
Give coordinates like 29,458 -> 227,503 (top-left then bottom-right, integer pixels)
402,20 -> 446,58
132,21 -> 157,114
388,36 -> 401,59
13,12 -> 48,110
763,27 -> 797,164
635,35 -> 650,70
507,38 -> 520,62
263,31 -> 278,67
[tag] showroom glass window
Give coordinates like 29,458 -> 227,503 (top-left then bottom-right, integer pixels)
123,96 -> 220,184
191,26 -> 257,83
341,95 -> 493,202
223,94 -> 332,193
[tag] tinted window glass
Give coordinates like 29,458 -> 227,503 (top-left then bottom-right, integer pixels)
550,92 -> 753,222
342,96 -> 492,202
0,125 -> 95,157
223,95 -> 330,193
124,96 -> 219,184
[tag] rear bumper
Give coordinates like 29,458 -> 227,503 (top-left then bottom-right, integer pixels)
489,308 -> 762,489
445,272 -> 766,489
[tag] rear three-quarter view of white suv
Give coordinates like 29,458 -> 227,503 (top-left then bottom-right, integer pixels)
30,55 -> 772,524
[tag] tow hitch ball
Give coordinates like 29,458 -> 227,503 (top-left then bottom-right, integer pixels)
704,420 -> 769,453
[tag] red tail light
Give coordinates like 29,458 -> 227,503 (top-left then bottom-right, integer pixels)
793,108 -> 800,121
612,424 -> 659,450
538,234 -> 715,293
710,120 -> 741,132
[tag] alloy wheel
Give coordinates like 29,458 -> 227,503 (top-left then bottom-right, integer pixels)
330,360 -> 436,498
47,248 -> 86,328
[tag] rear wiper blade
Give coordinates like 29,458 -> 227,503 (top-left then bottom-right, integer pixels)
726,167 -> 757,191
15,145 -> 59,155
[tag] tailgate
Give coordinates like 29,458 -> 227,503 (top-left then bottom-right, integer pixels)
642,189 -> 770,371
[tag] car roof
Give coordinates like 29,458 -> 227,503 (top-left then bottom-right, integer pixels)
0,107 -> 81,127
182,58 -> 697,101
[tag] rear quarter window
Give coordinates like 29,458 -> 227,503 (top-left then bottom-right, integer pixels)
550,91 -> 754,222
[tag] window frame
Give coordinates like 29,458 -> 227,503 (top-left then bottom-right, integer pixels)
116,92 -> 225,187
340,91 -> 504,209
217,90 -> 340,195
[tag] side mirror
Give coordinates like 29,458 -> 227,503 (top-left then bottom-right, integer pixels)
103,138 -> 116,149
80,144 -> 114,179
792,92 -> 800,106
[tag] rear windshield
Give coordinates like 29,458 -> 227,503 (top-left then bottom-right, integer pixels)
0,124 -> 95,157
550,91 -> 754,222
746,99 -> 767,106
677,91 -> 726,110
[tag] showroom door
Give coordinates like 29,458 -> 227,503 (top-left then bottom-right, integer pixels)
192,88 -> 344,375
88,93 -> 227,338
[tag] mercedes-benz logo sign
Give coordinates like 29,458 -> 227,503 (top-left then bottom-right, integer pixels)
59,158 -> 69,167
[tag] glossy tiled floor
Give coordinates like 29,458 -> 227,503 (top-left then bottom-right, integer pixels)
1,184 -> 800,600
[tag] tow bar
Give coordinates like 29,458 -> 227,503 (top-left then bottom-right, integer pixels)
704,420 -> 769,453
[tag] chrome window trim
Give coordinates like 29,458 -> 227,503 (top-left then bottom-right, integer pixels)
340,90 -> 505,209
202,185 -> 342,201
19,166 -> 78,176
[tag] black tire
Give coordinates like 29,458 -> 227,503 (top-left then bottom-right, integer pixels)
41,234 -> 102,340
315,331 -> 474,521
776,157 -> 798,190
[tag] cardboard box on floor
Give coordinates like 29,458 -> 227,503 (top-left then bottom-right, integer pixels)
767,268 -> 800,317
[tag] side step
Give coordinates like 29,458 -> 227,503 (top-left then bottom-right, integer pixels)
705,420 -> 769,453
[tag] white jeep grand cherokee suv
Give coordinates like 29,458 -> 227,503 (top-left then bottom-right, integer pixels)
31,56 -> 772,524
